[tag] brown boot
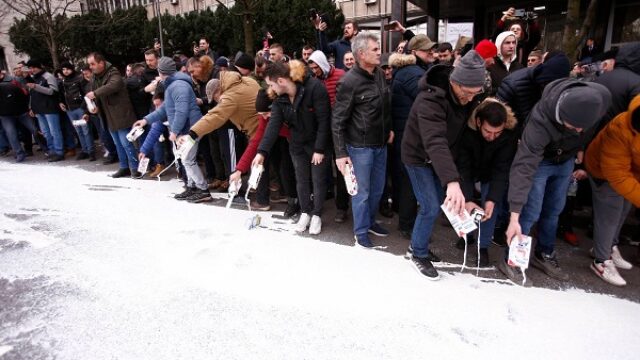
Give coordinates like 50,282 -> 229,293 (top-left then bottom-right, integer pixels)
65,148 -> 76,157
208,179 -> 224,190
148,164 -> 165,177
217,180 -> 229,192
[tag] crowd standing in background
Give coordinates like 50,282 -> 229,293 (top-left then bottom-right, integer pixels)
1,6 -> 639,287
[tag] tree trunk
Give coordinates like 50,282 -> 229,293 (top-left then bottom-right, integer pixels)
576,0 -> 599,57
243,13 -> 254,56
562,0 -> 581,60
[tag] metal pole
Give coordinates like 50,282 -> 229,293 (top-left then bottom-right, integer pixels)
154,0 -> 165,57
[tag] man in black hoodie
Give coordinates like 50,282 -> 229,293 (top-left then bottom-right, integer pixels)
401,50 -> 486,280
501,78 -> 612,284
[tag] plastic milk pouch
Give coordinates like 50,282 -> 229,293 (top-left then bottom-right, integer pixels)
508,235 -> 533,285
137,157 -> 150,175
440,204 -> 478,238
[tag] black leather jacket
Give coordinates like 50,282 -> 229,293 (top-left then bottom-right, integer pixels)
332,64 -> 391,158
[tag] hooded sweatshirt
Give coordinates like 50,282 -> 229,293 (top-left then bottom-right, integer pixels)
586,95 -> 640,207
508,78 -> 612,213
309,50 -> 345,107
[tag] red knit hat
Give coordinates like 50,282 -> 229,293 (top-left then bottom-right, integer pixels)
475,39 -> 498,60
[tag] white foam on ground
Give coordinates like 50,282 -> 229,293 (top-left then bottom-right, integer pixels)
0,161 -> 639,359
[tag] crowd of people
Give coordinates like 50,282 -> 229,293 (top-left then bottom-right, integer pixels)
1,7 -> 639,286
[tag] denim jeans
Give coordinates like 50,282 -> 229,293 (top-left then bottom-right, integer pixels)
67,108 -> 94,154
109,128 -> 139,170
346,145 -> 387,236
519,158 -> 575,254
0,126 -> 8,151
0,115 -> 27,157
405,164 -> 444,258
182,139 -> 208,190
476,183 -> 504,249
89,114 -> 116,155
36,113 -> 64,156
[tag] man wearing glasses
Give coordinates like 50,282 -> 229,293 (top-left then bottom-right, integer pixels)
401,50 -> 486,280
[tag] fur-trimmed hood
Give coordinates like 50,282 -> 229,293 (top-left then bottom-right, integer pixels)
389,53 -> 417,68
468,97 -> 517,130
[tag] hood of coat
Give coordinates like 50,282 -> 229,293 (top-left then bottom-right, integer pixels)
219,71 -> 243,93
625,94 -> 640,133
389,53 -> 417,69
164,71 -> 193,88
615,42 -> 640,74
418,63 -> 452,93
467,97 -> 518,130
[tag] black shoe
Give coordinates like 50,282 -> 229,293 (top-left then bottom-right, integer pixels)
405,246 -> 441,263
103,156 -> 118,165
25,151 -> 34,157
492,229 -> 507,247
131,170 -> 143,179
0,149 -> 9,157
334,209 -> 348,223
76,152 -> 89,160
88,152 -> 97,161
479,248 -> 489,267
47,154 -> 64,162
368,223 -> 390,237
410,255 -> 439,280
456,234 -> 476,250
111,168 -> 131,178
174,187 -> 197,200
283,197 -> 300,218
496,257 -> 531,286
186,189 -> 213,203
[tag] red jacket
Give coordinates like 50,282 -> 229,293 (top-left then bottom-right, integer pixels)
236,114 -> 290,174
323,66 -> 345,107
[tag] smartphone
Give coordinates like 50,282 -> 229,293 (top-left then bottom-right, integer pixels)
514,9 -> 525,17
384,20 -> 399,31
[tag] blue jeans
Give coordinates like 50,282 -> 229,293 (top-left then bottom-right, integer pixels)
0,114 -> 27,157
67,108 -> 94,154
36,113 -> 64,156
405,164 -> 444,258
476,183 -> 504,249
110,128 -> 139,170
519,158 -> 575,254
0,125 -> 8,151
347,145 -> 387,236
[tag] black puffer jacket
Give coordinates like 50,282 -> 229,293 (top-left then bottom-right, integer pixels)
260,75 -> 331,155
332,63 -> 391,158
594,42 -> 640,126
0,77 -> 29,116
126,75 -> 150,119
401,64 -> 479,186
508,78 -> 612,213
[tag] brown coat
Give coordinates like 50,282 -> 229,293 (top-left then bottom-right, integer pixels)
586,95 -> 640,207
91,63 -> 136,131
190,71 -> 260,138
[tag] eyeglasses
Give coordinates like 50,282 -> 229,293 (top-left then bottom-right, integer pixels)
457,84 -> 484,98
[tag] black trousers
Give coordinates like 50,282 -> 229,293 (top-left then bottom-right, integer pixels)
291,146 -> 331,217
256,136 -> 297,204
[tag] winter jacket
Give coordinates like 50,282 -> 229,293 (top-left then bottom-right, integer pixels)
0,77 -> 29,116
236,114 -> 290,174
145,72 -> 202,136
585,95 -> 640,207
29,70 -> 59,114
497,53 -> 571,130
492,19 -> 541,67
322,66 -> 346,107
508,79 -> 612,213
259,68 -> 331,156
139,120 -> 167,157
389,53 -> 425,134
401,64 -> 479,186
91,63 -> 137,131
332,63 -> 391,158
456,98 -> 518,203
487,33 -> 524,95
190,71 -> 260,139
593,42 -> 640,126
61,73 -> 87,111
317,31 -> 352,70
126,75 -> 151,119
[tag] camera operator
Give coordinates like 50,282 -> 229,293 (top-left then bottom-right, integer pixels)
493,7 -> 541,67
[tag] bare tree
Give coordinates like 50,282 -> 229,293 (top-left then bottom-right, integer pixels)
0,0 -> 81,68
216,0 -> 262,55
562,0 -> 599,61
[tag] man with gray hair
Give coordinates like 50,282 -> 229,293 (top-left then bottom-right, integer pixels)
332,32 -> 393,248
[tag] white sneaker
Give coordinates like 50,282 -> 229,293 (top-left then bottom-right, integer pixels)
295,213 -> 311,233
611,245 -> 633,270
591,260 -> 627,286
308,215 -> 322,235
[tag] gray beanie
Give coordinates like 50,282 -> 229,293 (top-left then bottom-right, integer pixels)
158,56 -> 177,76
450,50 -> 486,88
557,83 -> 612,129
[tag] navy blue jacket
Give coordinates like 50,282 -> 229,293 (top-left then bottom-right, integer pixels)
390,53 -> 426,134
317,31 -> 352,70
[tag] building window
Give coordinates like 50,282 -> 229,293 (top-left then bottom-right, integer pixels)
612,3 -> 640,44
